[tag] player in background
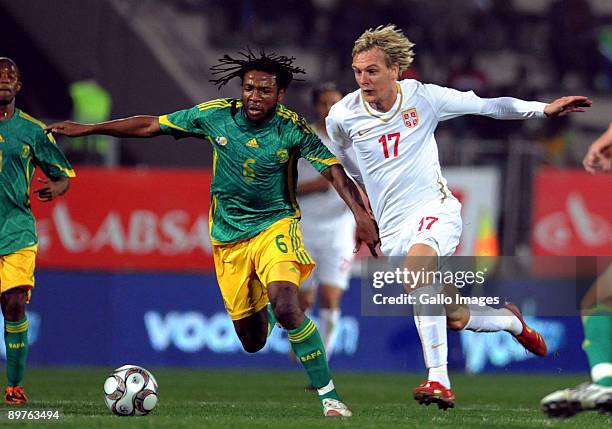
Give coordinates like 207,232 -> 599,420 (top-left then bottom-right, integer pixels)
296,84 -> 356,360
0,58 -> 75,404
540,125 -> 612,417
326,24 -> 592,409
47,50 -> 379,417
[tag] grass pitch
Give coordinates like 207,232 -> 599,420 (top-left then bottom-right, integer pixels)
5,368 -> 611,428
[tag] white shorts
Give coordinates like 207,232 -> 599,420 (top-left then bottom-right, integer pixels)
380,197 -> 462,258
300,214 -> 356,291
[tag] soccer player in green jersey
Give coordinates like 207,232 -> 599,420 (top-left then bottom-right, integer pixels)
541,126 -> 612,417
0,57 -> 75,404
47,50 -> 379,417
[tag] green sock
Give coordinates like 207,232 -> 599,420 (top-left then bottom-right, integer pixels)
5,318 -> 29,387
288,317 -> 340,403
267,303 -> 277,337
582,307 -> 612,387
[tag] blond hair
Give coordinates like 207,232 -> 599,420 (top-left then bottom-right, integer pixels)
352,24 -> 415,74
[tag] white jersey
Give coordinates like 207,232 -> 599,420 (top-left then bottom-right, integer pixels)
326,79 -> 547,243
297,123 -> 352,227
298,124 -> 356,289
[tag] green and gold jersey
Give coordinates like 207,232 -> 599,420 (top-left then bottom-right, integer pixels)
0,109 -> 75,255
159,98 -> 340,244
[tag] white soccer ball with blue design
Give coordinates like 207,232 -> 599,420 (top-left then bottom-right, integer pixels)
103,365 -> 158,416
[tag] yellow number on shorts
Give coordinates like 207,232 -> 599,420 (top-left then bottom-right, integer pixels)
275,234 -> 288,253
242,158 -> 256,182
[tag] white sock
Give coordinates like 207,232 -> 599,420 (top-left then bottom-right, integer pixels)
414,315 -> 450,387
319,308 -> 340,356
428,364 -> 450,389
463,304 -> 522,335
412,285 -> 449,387
592,363 -> 612,385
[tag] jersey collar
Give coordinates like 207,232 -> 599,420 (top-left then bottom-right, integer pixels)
361,83 -> 403,123
0,107 -> 19,125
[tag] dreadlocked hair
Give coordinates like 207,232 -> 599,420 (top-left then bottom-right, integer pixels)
209,48 -> 306,90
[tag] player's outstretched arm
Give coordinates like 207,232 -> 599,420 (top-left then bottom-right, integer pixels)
583,123 -> 612,174
33,177 -> 70,202
45,116 -> 162,138
543,96 -> 592,118
322,164 -> 380,256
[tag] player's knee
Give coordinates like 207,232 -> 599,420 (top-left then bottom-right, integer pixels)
320,298 -> 338,310
269,282 -> 301,327
445,302 -> 469,330
273,301 -> 300,327
447,315 -> 468,331
1,289 -> 27,320
319,284 -> 343,309
3,299 -> 25,320
299,293 -> 315,311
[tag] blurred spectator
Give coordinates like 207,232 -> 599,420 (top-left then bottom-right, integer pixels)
491,64 -> 541,141
471,0 -> 517,51
447,54 -> 488,93
207,0 -> 255,47
420,1 -> 479,65
67,73 -> 113,165
208,0 -> 315,47
535,116 -> 572,166
400,67 -> 421,82
548,0 -> 601,90
252,0 -> 315,47
597,27 -> 612,90
444,54 -> 490,140
325,0 -> 385,83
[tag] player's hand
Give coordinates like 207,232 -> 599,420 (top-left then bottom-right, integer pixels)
45,121 -> 90,137
354,213 -> 380,257
544,96 -> 592,118
583,141 -> 612,174
33,178 -> 68,202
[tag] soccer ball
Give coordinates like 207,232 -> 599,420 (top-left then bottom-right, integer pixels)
103,365 -> 158,416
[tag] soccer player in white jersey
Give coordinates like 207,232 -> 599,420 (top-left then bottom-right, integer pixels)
326,24 -> 593,409
297,84 -> 357,359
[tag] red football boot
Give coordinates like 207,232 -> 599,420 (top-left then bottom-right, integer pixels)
413,381 -> 455,410
4,386 -> 27,404
504,303 -> 547,357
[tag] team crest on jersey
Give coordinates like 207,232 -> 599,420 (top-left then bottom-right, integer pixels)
402,108 -> 419,128
215,136 -> 228,146
276,149 -> 289,163
21,145 -> 30,158
245,138 -> 259,148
